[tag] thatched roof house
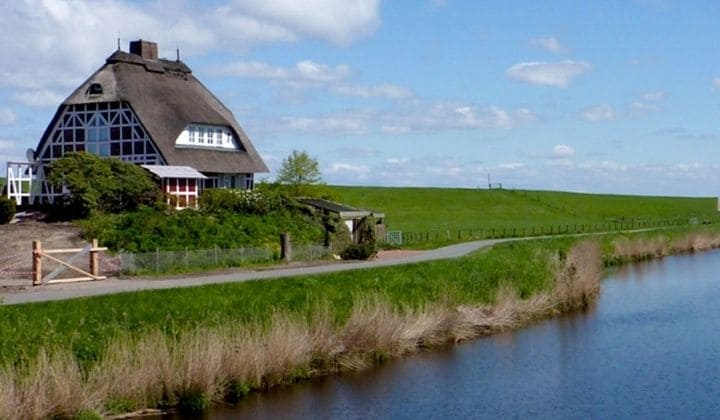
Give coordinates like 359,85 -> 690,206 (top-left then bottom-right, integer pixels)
16,39 -> 267,208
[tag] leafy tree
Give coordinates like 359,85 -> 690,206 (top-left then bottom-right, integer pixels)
276,150 -> 323,196
47,152 -> 161,218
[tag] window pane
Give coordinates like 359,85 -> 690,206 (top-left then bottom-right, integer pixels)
98,128 -> 109,141
99,143 -> 109,156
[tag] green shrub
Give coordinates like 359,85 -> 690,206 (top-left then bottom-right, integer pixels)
75,410 -> 103,420
78,206 -> 325,252
340,242 -> 377,260
327,218 -> 353,253
47,152 -> 161,219
177,392 -> 210,412
0,196 -> 16,224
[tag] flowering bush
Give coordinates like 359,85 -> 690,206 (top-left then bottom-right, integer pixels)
199,188 -> 286,215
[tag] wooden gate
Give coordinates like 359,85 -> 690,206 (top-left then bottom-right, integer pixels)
32,239 -> 108,285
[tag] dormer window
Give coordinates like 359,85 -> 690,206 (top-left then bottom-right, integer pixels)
86,83 -> 103,96
175,124 -> 241,150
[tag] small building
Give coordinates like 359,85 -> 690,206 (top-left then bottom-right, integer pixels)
298,198 -> 385,243
6,39 -> 268,208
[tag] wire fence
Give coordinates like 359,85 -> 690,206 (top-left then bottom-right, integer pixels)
0,243 -> 333,280
117,244 -> 332,275
388,217 -> 720,245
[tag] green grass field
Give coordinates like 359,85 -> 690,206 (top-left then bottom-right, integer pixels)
330,186 -> 718,238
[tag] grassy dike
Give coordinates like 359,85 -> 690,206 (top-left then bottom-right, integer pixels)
2,227 -> 720,418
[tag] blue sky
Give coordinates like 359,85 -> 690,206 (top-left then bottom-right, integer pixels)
2,0 -> 720,196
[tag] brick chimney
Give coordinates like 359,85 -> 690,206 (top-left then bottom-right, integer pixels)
129,40 -> 158,60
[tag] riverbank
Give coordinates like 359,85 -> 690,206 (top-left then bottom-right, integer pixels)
1,227 -> 719,418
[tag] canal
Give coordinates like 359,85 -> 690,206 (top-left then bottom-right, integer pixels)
165,250 -> 720,419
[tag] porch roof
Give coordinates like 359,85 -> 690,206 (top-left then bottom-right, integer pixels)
141,165 -> 207,179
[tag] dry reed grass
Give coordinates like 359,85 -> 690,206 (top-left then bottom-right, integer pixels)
613,235 -> 669,261
0,236 -> 682,419
670,231 -> 720,253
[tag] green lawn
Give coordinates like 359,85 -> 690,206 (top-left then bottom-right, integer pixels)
330,186 -> 717,238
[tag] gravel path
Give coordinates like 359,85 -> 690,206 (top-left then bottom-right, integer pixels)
1,238 -> 512,305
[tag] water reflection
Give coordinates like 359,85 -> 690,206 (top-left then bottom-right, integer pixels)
161,250 -> 720,419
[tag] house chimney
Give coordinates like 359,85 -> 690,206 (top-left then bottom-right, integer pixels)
129,39 -> 158,60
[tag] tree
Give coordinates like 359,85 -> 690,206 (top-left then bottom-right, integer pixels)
47,152 -> 161,218
276,150 -> 323,196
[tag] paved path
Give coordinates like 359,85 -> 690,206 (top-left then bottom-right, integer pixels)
1,238 -> 513,305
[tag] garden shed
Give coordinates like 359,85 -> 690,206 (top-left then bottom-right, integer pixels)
298,198 -> 385,243
6,39 -> 268,208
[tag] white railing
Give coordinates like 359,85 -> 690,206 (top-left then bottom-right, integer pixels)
6,161 -> 34,205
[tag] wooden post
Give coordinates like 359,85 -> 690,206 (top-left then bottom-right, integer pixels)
32,240 -> 42,286
90,239 -> 99,277
280,233 -> 292,262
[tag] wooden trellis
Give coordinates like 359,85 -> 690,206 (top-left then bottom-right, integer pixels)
32,239 -> 108,285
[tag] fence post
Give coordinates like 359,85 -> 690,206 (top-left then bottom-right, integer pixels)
185,247 -> 189,269
90,238 -> 99,277
280,233 -> 292,262
155,248 -> 159,273
32,240 -> 42,286
214,245 -> 218,265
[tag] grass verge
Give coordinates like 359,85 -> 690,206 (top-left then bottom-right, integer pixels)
1,226 -> 719,418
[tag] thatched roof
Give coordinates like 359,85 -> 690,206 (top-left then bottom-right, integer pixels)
36,47 -> 268,174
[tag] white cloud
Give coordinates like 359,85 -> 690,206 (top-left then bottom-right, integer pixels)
253,101 -> 539,137
630,101 -> 661,113
0,0 -> 379,108
452,105 -> 537,129
0,108 -> 16,125
381,125 -> 412,134
497,162 -> 525,170
506,60 -> 591,87
334,84 -> 414,99
386,157 -> 409,165
642,91 -> 664,101
12,89 -> 65,108
327,162 -> 371,175
552,144 -> 575,158
211,59 -> 415,101
627,91 -> 664,115
713,78 -> 720,90
582,104 -> 615,122
281,116 -> 367,134
295,60 -> 353,83
230,0 -> 380,45
530,36 -> 566,53
212,60 -> 352,86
